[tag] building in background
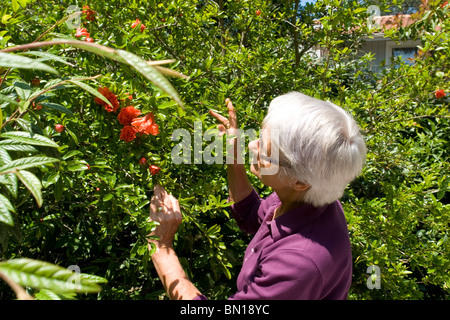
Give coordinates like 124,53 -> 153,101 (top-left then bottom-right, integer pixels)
312,0 -> 425,70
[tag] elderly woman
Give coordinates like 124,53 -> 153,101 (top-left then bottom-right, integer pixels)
148,92 -> 367,300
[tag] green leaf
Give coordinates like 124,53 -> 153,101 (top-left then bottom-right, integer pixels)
5,39 -> 182,106
0,140 -> 38,153
50,39 -> 124,63
13,81 -> 31,101
15,170 -> 43,207
0,193 -> 15,226
67,80 -> 112,108
0,93 -> 20,107
115,50 -> 183,107
62,150 -> 83,160
79,273 -> 108,284
34,289 -> 63,300
66,160 -> 89,171
353,8 -> 367,14
158,100 -> 178,110
11,0 -> 20,12
39,102 -> 74,116
20,51 -> 75,67
0,147 -> 18,198
0,131 -> 59,148
0,258 -> 106,293
0,52 -> 58,74
19,100 -> 30,113
1,15 -> 12,24
41,171 -> 60,188
44,172 -> 61,190
0,156 -> 59,174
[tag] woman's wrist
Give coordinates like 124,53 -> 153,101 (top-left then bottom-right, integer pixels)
148,240 -> 174,257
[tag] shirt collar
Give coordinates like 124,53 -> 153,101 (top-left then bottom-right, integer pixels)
266,192 -> 329,242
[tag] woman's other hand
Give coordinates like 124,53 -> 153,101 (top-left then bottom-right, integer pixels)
148,184 -> 182,250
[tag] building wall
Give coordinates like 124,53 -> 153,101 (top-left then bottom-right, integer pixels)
359,38 -> 388,70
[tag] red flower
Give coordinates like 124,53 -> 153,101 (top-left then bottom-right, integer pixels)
435,89 -> 446,99
94,87 -> 120,112
120,125 -> 138,142
131,19 -> 140,28
82,5 -> 91,13
140,24 -> 146,32
149,165 -> 160,175
139,157 -> 147,165
82,5 -> 96,21
85,37 -> 94,42
131,112 -> 159,136
75,27 -> 90,38
117,106 -> 142,125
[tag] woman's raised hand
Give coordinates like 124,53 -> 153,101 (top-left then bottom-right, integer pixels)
209,98 -> 238,137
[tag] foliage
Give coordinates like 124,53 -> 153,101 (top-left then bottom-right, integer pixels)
0,0 -> 448,300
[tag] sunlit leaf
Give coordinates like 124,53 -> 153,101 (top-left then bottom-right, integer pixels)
0,258 -> 106,293
116,50 -> 183,107
67,80 -> 112,108
0,156 -> 59,174
15,170 -> 43,207
0,131 -> 59,148
0,193 -> 15,226
0,52 -> 58,74
19,51 -> 75,67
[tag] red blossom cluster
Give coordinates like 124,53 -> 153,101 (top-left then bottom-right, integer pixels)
435,89 -> 446,99
117,106 -> 141,125
119,112 -> 159,142
93,87 -> 161,174
82,5 -> 96,21
94,87 -> 120,112
131,18 -> 146,32
75,27 -> 94,42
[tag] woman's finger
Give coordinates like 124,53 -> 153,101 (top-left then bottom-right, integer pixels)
169,195 -> 182,222
217,124 -> 226,137
226,98 -> 237,128
209,109 -> 229,125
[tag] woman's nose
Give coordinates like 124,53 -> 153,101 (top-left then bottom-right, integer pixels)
248,139 -> 258,153
248,139 -> 259,164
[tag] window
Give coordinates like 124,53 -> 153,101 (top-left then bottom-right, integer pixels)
385,40 -> 421,66
392,47 -> 417,66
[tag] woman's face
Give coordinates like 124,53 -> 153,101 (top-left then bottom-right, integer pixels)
248,131 -> 285,189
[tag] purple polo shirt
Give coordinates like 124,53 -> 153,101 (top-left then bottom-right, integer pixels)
194,188 -> 352,300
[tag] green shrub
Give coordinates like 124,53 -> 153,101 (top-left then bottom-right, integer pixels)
0,0 -> 448,300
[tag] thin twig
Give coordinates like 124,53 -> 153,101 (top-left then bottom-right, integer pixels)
1,74 -> 102,130
388,114 -> 450,123
0,271 -> 34,300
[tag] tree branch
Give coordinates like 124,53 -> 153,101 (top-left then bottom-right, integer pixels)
0,271 -> 34,300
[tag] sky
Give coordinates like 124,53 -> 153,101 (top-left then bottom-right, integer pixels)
300,0 -> 318,6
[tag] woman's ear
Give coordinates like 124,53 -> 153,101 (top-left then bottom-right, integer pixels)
293,180 -> 310,192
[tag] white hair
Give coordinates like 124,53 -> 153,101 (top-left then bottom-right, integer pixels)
262,91 -> 367,207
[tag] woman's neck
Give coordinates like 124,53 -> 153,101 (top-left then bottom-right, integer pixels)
273,187 -> 307,220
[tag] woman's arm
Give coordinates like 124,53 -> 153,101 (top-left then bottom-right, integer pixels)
150,246 -> 202,300
147,185 -> 202,300
209,99 -> 253,203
